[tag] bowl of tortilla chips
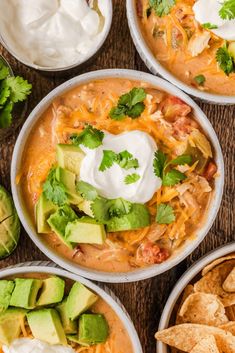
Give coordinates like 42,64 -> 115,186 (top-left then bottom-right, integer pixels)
155,242 -> 235,353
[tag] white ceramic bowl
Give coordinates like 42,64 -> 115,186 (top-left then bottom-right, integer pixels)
157,242 -> 235,353
0,1 -> 113,72
126,0 -> 235,105
11,69 -> 224,283
0,261 -> 143,353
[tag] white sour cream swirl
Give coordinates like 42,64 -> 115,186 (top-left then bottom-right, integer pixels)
2,338 -> 75,353
193,0 -> 235,41
79,130 -> 162,204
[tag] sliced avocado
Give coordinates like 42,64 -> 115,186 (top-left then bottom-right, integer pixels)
67,335 -> 88,345
36,192 -> 58,234
65,217 -> 106,245
10,278 -> 42,309
106,204 -> 150,232
55,167 -> 83,205
78,314 -> 109,345
56,298 -> 77,334
78,200 -> 94,217
47,205 -> 78,249
27,308 -> 67,345
0,186 -> 13,222
0,280 -> 15,313
37,277 -> 65,306
0,308 -> 27,345
56,144 -> 84,176
66,282 -> 98,321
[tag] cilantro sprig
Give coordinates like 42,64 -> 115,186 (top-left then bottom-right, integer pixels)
43,168 -> 68,206
91,197 -> 133,223
149,0 -> 176,17
194,75 -> 206,86
202,23 -> 218,29
70,125 -> 104,149
219,0 -> 235,20
99,150 -> 139,172
216,44 -> 235,76
76,181 -> 98,201
156,203 -> 175,224
109,87 -> 146,120
153,151 -> 192,186
124,173 -> 141,185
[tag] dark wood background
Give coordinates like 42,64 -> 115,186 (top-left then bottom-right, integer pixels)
0,1 -> 234,352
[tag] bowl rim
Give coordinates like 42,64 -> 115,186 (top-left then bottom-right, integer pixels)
11,68 -> 224,283
126,0 -> 235,105
156,241 -> 235,353
0,0 -> 113,72
0,261 -> 143,353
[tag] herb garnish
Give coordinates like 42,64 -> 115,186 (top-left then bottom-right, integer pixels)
91,197 -> 132,222
124,173 -> 141,185
216,44 -> 235,76
156,203 -> 175,224
202,23 -> 218,29
149,0 -> 176,17
76,181 -> 98,201
43,168 -> 68,206
99,150 -> 139,172
70,124 -> 104,149
219,0 -> 235,20
194,75 -> 206,86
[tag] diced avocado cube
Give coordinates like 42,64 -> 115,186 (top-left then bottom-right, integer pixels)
66,282 -> 98,321
0,308 -> 27,345
10,278 -> 42,309
55,167 -> 82,205
47,205 -> 78,249
0,281 -> 15,313
27,308 -> 67,345
65,217 -> 106,245
78,314 -> 109,345
56,298 -> 77,334
0,186 -> 14,222
36,193 -> 58,234
106,204 -> 150,232
37,277 -> 65,306
56,144 -> 84,176
78,200 -> 94,217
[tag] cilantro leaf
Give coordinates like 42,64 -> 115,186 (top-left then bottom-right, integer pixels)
117,150 -> 139,170
70,124 -> 104,149
216,44 -> 235,76
127,102 -> 145,118
219,0 -> 235,20
76,181 -> 98,201
156,203 -> 175,224
43,168 -> 68,206
119,87 -> 146,107
163,169 -> 187,186
124,173 -> 141,184
0,63 -> 10,80
153,150 -> 167,178
194,75 -> 206,86
202,23 -> 218,29
108,198 -> 132,218
0,101 -> 13,128
0,82 -> 10,107
90,198 -> 112,223
169,154 -> 192,166
99,150 -> 118,171
5,76 -> 32,103
149,0 -> 176,17
109,106 -> 126,120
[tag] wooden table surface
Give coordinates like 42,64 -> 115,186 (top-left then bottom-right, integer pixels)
0,1 -> 234,352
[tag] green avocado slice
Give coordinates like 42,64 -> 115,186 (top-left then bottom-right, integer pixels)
56,298 -> 77,334
0,308 -> 27,345
0,280 -> 15,313
36,193 -> 58,234
65,217 -> 106,245
56,144 -> 85,176
78,314 -> 109,345
37,277 -> 65,306
10,278 -> 42,309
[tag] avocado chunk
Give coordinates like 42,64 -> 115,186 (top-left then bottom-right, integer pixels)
56,298 -> 77,334
65,217 -> 106,245
0,280 -> 15,313
10,278 -> 42,309
78,314 -> 109,345
78,200 -> 94,217
27,308 -> 67,345
55,167 -> 83,205
47,205 -> 78,249
66,282 -> 98,321
0,185 -> 13,222
57,144 -> 84,176
37,277 -> 65,306
0,308 -> 27,345
36,193 -> 58,234
106,204 -> 150,232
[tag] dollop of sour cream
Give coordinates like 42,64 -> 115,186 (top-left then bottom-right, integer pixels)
0,0 -> 108,68
193,0 -> 235,41
2,338 -> 75,353
80,130 -> 162,204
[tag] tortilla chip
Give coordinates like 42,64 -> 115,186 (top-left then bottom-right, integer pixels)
223,267 -> 235,293
190,335 -> 220,353
178,293 -> 228,326
176,285 -> 195,324
194,260 -> 235,306
226,305 -> 235,321
202,254 -> 235,276
155,324 -> 235,352
219,321 -> 235,335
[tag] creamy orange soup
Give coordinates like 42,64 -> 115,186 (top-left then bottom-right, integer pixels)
137,0 -> 235,95
20,78 -> 217,272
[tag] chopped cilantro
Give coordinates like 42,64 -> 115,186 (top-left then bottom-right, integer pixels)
162,169 -> 187,186
216,44 -> 235,76
99,150 -> 118,171
5,76 -> 32,103
149,0 -> 176,17
108,198 -> 132,217
194,74 -> 206,86
219,0 -> 235,20
0,101 -> 13,128
153,150 -> 167,178
76,181 -> 98,201
99,149 -> 139,172
169,154 -> 192,166
91,197 -> 133,223
43,168 -> 68,206
124,173 -> 141,184
202,23 -> 218,29
156,203 -> 175,224
70,125 -> 104,149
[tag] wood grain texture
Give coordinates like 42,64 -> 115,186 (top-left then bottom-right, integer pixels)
0,1 -> 234,352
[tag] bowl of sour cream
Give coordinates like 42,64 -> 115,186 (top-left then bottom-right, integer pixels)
0,0 -> 113,72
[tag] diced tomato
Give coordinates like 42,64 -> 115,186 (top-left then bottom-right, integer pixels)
203,161 -> 217,181
172,116 -> 199,137
161,96 -> 191,119
138,241 -> 170,265
136,0 -> 143,18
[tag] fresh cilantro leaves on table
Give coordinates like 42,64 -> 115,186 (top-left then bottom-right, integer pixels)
149,0 -> 176,17
99,149 -> 139,172
124,173 -> 141,185
6,77 -> 32,103
194,75 -> 206,86
91,197 -> 133,223
202,23 -> 218,29
219,0 -> 235,20
216,44 -> 235,76
43,168 -> 68,206
0,63 -> 10,80
76,181 -> 98,201
153,150 -> 192,186
156,203 -> 175,224
70,124 -> 104,149
109,87 -> 146,120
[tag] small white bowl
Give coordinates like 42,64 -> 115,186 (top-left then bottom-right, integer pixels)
126,0 -> 235,105
0,261 -> 143,353
11,69 -> 224,283
157,242 -> 235,353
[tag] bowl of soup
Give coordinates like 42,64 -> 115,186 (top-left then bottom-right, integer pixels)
126,0 -> 235,104
155,242 -> 235,353
0,262 -> 142,353
11,69 -> 224,282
